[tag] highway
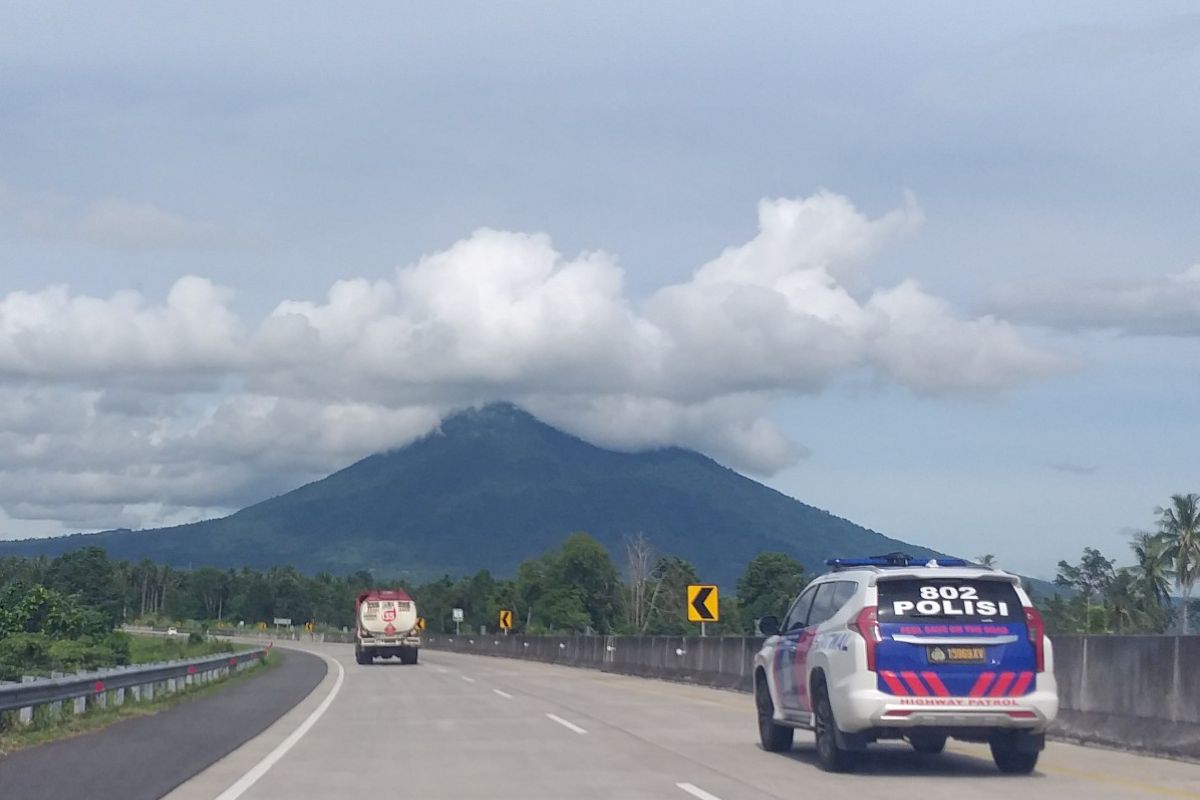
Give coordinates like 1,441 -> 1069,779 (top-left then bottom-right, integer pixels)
160,641 -> 1200,800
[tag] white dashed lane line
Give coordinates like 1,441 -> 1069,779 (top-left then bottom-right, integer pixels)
676,783 -> 723,800
545,713 -> 587,734
493,689 -> 513,699
461,675 -> 476,683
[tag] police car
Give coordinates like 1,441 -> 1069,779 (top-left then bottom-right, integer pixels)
753,554 -> 1058,773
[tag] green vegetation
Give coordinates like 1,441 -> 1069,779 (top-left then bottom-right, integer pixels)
1037,493 -> 1200,634
0,582 -> 130,680
0,404 -> 939,587
127,635 -> 235,664
2,535 -> 808,637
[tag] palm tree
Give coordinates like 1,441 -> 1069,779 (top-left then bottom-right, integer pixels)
1104,569 -> 1145,634
1157,494 -> 1200,635
1131,532 -> 1174,611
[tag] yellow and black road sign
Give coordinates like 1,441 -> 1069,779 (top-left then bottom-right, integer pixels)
687,585 -> 719,622
257,621 -> 268,631
305,621 -> 314,632
415,617 -> 427,631
498,609 -> 514,630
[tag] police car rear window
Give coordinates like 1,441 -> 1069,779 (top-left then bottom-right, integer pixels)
877,579 -> 1022,622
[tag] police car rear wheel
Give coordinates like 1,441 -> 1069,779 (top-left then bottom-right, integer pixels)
909,733 -> 947,754
813,682 -> 857,773
990,736 -> 1039,774
755,675 -> 794,752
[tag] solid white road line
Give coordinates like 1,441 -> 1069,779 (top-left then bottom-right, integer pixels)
545,713 -> 587,734
213,653 -> 346,800
461,675 -> 476,683
676,783 -> 723,800
493,689 -> 513,699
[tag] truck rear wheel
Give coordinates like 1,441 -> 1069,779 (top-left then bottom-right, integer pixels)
400,647 -> 419,665
355,647 -> 373,665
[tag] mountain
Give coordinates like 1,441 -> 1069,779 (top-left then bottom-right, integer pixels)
0,403 -> 943,587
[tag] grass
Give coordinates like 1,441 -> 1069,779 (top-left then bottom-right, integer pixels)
0,648 -> 278,755
127,633 -> 246,664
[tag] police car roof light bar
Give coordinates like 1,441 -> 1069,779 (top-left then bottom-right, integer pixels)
825,554 -> 976,570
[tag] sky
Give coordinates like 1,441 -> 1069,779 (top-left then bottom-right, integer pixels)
1,3 -> 1197,578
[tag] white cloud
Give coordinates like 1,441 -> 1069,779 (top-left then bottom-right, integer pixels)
77,197 -> 219,251
0,192 -> 1067,537
992,264 -> 1200,336
1,184 -> 220,251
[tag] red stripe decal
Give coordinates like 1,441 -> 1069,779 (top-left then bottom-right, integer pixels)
969,672 -> 996,697
921,672 -> 950,697
901,671 -> 928,696
881,671 -> 907,695
990,672 -> 1016,697
1010,672 -> 1034,696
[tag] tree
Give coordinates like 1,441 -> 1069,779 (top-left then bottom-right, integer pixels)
621,533 -> 657,632
736,552 -> 807,633
1054,547 -> 1115,634
553,533 -> 622,634
1131,532 -> 1173,614
1157,494 -> 1200,634
44,547 -> 122,626
642,556 -> 700,636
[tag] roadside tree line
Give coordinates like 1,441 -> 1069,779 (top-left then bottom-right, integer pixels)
1040,493 -> 1200,634
0,533 -> 808,637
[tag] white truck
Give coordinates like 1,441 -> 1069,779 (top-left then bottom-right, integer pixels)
354,588 -> 421,664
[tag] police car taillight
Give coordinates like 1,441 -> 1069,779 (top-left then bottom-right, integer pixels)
849,606 -> 881,671
1024,606 -> 1045,672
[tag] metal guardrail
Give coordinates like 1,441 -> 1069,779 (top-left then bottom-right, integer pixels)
0,647 -> 269,716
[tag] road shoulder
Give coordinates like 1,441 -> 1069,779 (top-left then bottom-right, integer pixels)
0,646 -> 327,800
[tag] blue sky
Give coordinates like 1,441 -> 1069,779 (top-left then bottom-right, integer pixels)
1,3 -> 1197,577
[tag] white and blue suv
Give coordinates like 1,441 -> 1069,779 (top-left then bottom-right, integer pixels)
753,554 -> 1058,773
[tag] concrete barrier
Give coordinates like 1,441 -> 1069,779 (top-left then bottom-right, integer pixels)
1049,636 -> 1200,759
425,633 -> 1200,760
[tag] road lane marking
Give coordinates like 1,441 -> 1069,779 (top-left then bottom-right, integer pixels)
493,689 -> 513,699
461,675 -> 476,683
214,653 -> 345,800
676,783 -> 723,800
948,744 -> 1200,799
546,713 -> 587,734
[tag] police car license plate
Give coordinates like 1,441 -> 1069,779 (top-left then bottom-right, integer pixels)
931,645 -> 986,663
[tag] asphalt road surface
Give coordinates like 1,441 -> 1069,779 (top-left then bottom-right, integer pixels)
163,641 -> 1200,800
0,648 -> 326,800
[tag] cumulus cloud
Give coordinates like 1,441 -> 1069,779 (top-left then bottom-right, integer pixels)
993,264 -> 1200,336
0,192 -> 1067,536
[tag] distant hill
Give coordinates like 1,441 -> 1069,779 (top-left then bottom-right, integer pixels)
0,403 -> 945,586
